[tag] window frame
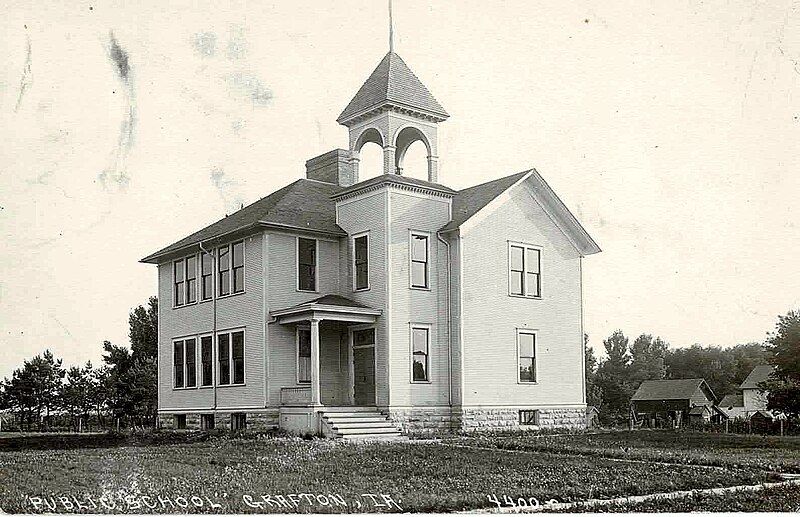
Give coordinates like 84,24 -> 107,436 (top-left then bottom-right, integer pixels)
172,337 -> 199,390
216,328 -> 246,387
409,323 -> 432,383
296,326 -> 311,385
508,241 -> 542,299
352,231 -> 370,292
173,258 -> 186,307
296,237 -> 319,293
214,240 -> 246,298
200,251 -> 214,302
409,230 -> 431,290
231,240 -> 245,294
199,334 -> 214,388
517,329 -> 538,384
519,409 -> 540,426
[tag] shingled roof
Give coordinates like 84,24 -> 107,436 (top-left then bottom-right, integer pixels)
140,179 -> 345,263
631,378 -> 714,402
442,171 -> 528,231
337,52 -> 448,124
740,365 -> 775,390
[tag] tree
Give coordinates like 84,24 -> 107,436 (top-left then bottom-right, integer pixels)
595,330 -> 633,422
584,334 -> 603,407
665,343 -> 767,399
60,362 -> 94,431
762,310 -> 800,416
129,296 -> 158,358
628,334 -> 668,386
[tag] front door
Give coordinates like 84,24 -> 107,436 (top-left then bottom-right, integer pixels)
352,328 -> 376,406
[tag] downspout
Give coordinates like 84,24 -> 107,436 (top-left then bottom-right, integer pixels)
198,242 -> 217,417
436,231 -> 452,408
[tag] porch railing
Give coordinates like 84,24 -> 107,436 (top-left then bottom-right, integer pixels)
280,386 -> 311,406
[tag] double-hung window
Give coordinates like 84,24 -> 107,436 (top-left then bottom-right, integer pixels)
298,237 -> 317,292
509,243 -> 541,298
173,338 -> 197,388
410,232 -> 429,289
201,252 -> 213,301
186,256 -> 197,304
297,328 -> 311,384
218,246 -> 231,296
174,260 -> 185,306
200,335 -> 213,386
232,241 -> 244,293
518,330 -> 537,383
217,241 -> 245,297
411,325 -> 430,382
217,330 -> 245,385
353,233 -> 369,291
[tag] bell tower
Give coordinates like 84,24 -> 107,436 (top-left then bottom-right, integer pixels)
336,6 -> 449,183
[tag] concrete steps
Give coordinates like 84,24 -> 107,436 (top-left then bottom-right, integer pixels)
321,408 -> 404,441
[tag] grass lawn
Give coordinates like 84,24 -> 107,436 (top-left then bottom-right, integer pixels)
451,429 -> 800,473
0,433 -> 775,513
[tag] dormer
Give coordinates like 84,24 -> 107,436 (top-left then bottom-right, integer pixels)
337,52 -> 449,184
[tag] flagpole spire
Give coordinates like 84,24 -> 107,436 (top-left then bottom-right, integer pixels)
389,0 -> 394,53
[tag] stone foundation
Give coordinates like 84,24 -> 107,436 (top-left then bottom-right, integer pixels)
157,410 -> 279,431
385,406 -> 586,434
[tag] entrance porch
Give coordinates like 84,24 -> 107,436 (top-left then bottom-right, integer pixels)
269,295 -> 383,435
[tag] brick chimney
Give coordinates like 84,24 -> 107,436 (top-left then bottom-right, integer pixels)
305,149 -> 356,187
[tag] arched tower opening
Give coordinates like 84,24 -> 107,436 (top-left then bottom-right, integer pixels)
394,126 -> 431,180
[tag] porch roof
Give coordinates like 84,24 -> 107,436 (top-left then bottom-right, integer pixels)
270,294 -> 381,324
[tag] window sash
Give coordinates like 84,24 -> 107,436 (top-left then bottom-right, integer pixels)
410,234 -> 429,288
510,244 -> 541,297
232,241 -> 244,293
186,256 -> 197,304
298,238 -> 317,291
411,327 -> 429,382
354,235 -> 368,290
218,334 -> 230,385
185,338 -> 197,387
173,340 -> 184,388
174,260 -> 185,306
200,336 -> 213,387
201,253 -> 213,301
297,329 -> 311,383
218,246 -> 231,296
232,331 -> 245,385
518,331 -> 537,383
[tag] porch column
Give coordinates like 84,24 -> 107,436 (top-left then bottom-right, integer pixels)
310,318 -> 321,406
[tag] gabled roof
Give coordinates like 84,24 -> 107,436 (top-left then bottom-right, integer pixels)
441,169 -> 601,256
337,52 -> 448,124
740,365 -> 775,390
140,179 -> 345,263
299,294 -> 372,309
688,405 -> 711,415
719,393 -> 744,408
631,378 -> 713,402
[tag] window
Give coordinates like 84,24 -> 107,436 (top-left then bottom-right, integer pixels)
185,338 -> 197,388
218,246 -> 230,296
231,413 -> 247,431
232,241 -> 244,293
298,238 -> 317,291
297,328 -> 311,384
174,414 -> 187,430
232,331 -> 245,385
217,330 -> 244,386
353,233 -> 369,291
519,409 -> 539,425
200,336 -> 213,387
509,243 -> 541,298
200,414 -> 215,430
410,232 -> 429,289
201,252 -> 213,301
218,333 -> 230,385
173,340 -> 185,388
411,326 -> 430,382
518,330 -> 536,383
186,255 -> 197,304
174,260 -> 185,306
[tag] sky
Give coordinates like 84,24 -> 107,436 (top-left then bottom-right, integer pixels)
1,1 -> 799,379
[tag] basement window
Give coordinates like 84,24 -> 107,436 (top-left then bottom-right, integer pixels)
519,410 -> 539,426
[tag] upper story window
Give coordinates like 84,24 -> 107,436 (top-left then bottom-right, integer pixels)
353,233 -> 369,291
201,252 -> 213,301
297,237 -> 317,292
518,330 -> 537,383
173,255 -> 199,307
509,243 -> 541,298
217,241 -> 245,297
410,232 -> 430,289
411,325 -> 430,382
173,260 -> 185,306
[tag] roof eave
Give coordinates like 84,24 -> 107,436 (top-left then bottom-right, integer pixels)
337,100 -> 449,126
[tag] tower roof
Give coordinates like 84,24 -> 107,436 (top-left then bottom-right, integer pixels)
337,52 -> 449,125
